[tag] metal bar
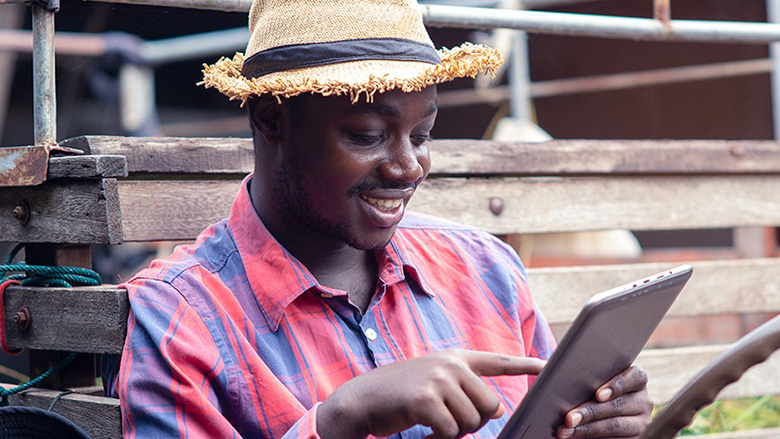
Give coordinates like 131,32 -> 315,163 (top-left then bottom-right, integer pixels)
437,57 -> 773,107
82,1 -> 780,44
0,29 -> 106,55
140,27 -> 249,64
32,4 -> 56,145
768,0 -> 780,140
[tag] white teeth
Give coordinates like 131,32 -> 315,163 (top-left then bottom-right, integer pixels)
360,195 -> 402,211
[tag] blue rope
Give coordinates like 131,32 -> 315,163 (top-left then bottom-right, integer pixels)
0,244 -> 100,405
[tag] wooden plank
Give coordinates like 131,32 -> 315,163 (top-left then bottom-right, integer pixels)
639,345 -> 780,404
117,175 -> 780,241
528,259 -> 780,325
430,139 -> 780,176
3,286 -> 129,354
47,155 -> 128,179
118,179 -> 240,242
0,178 -> 122,244
60,135 -> 254,175
5,386 -> 121,439
61,135 -> 780,176
411,175 -> 780,235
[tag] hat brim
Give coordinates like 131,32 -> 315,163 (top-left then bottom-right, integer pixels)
199,42 -> 502,105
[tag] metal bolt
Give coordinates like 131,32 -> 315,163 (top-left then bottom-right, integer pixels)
13,307 -> 31,332
12,202 -> 30,226
489,197 -> 504,216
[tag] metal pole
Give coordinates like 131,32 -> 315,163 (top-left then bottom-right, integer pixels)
84,0 -> 780,44
509,30 -> 531,121
32,3 -> 56,145
768,0 -> 780,140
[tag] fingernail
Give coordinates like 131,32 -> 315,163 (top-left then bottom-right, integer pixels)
597,387 -> 612,401
569,411 -> 582,427
559,427 -> 574,438
492,403 -> 505,419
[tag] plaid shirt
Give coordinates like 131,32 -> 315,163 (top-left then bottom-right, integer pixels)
117,175 -> 555,439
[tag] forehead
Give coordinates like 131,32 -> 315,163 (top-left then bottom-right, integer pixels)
293,87 -> 438,121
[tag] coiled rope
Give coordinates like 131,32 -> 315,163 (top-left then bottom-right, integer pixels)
0,243 -> 103,406
0,244 -> 101,287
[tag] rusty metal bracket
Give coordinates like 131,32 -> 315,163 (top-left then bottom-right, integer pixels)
0,145 -> 83,187
28,0 -> 59,11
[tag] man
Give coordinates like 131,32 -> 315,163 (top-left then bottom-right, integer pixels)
114,0 -> 653,438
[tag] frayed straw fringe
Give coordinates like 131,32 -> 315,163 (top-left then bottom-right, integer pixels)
199,42 -> 502,105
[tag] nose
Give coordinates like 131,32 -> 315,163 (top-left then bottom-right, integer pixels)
378,138 -> 428,183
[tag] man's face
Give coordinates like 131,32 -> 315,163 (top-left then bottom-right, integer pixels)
275,87 -> 437,251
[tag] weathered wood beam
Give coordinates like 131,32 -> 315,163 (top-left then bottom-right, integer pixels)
528,259 -> 780,325
5,386 -> 121,439
60,135 -> 254,175
60,135 -> 780,176
0,178 -> 122,244
47,155 -> 128,180
3,286 -> 129,354
116,175 -> 780,241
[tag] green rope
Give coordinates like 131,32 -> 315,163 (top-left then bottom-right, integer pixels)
0,353 -> 79,406
0,244 -> 100,405
1,243 -> 102,287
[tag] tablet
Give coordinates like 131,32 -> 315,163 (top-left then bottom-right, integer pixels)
497,264 -> 693,439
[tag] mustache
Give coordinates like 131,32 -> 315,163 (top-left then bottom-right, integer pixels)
348,180 -> 417,195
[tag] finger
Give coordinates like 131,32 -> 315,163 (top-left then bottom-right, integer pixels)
460,351 -> 546,377
455,369 -> 506,429
443,389 -> 486,436
564,391 -> 651,428
596,366 -> 649,402
421,399 -> 461,439
557,415 -> 647,439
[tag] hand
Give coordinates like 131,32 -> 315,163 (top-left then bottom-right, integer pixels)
317,349 -> 545,439
557,366 -> 653,438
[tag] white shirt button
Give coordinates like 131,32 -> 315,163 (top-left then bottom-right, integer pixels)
364,328 -> 378,341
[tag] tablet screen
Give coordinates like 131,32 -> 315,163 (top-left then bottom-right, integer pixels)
497,265 -> 693,439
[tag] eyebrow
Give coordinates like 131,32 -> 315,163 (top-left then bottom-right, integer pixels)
345,100 -> 438,118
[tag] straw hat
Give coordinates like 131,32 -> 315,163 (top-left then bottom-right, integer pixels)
200,0 -> 503,104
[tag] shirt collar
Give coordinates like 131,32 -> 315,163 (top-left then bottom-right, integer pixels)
229,175 -> 434,330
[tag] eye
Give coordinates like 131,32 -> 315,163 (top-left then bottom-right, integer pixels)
411,132 -> 432,146
348,132 -> 383,146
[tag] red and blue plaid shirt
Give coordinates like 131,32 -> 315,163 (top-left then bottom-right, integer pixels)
116,175 -> 555,439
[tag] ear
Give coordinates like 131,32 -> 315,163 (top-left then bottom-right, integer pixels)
248,95 -> 284,146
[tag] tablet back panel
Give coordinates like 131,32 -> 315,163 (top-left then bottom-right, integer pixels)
498,265 -> 693,439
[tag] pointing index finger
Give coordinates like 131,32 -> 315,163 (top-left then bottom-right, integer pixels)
462,351 -> 546,377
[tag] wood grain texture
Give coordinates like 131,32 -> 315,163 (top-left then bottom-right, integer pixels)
429,139 -> 780,175
4,386 -> 121,439
60,135 -> 780,176
117,175 -> 780,241
3,286 -> 128,354
0,178 -> 122,244
61,135 -> 254,175
639,345 -> 780,403
47,155 -> 128,179
528,259 -> 780,325
411,175 -> 780,234
118,179 -> 240,242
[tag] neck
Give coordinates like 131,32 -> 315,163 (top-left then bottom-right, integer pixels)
250,175 -> 379,312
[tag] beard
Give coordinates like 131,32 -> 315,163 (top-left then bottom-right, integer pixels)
274,150 -> 390,252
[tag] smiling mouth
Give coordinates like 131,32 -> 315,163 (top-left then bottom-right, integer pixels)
360,195 -> 402,212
